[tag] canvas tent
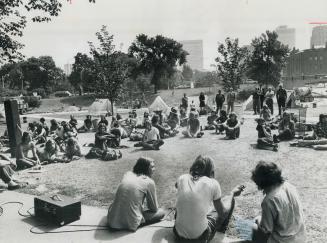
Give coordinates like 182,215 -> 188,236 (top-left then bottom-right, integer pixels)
88,99 -> 115,115
0,104 -> 5,119
149,96 -> 170,114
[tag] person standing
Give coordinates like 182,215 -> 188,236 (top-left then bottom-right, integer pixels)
251,161 -> 306,243
252,88 -> 261,115
215,90 -> 225,115
226,88 -> 236,114
199,92 -> 206,112
181,93 -> 188,111
276,84 -> 287,116
265,87 -> 275,115
259,86 -> 266,109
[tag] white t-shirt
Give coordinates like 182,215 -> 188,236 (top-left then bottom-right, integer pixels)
260,182 -> 306,243
175,174 -> 222,239
143,127 -> 160,142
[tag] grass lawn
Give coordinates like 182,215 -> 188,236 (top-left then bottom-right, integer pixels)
5,111 -> 325,243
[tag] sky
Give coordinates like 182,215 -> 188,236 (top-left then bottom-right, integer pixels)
19,0 -> 327,70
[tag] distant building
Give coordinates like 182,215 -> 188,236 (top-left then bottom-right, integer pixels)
180,40 -> 204,71
275,25 -> 296,49
310,25 -> 327,48
64,63 -> 73,76
284,47 -> 327,79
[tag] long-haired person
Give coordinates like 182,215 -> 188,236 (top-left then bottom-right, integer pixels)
251,161 -> 306,243
174,155 -> 244,242
107,157 -> 165,231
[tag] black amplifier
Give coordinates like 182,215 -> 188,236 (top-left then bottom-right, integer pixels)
34,194 -> 81,226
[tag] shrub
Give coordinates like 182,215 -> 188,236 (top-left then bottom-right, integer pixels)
237,89 -> 253,101
23,96 -> 41,108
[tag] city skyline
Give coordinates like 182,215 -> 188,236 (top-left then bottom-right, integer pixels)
18,0 -> 327,70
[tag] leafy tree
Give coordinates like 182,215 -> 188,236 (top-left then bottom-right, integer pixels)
195,71 -> 219,88
247,30 -> 290,87
0,0 -> 95,64
215,37 -> 249,91
128,34 -> 188,93
88,26 -> 129,115
69,53 -> 96,94
182,65 -> 193,81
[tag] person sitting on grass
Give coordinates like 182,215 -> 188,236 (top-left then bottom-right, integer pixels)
251,161 -> 306,243
49,119 -> 60,134
151,114 -> 173,139
69,115 -> 78,129
39,117 -> 49,136
107,157 -> 165,231
256,118 -> 278,151
222,112 -> 241,139
260,104 -> 272,122
174,155 -> 244,242
182,111 -> 204,138
36,139 -> 68,164
273,112 -> 295,143
134,121 -> 164,150
213,110 -> 228,134
179,107 -> 188,127
0,153 -> 26,190
166,107 -> 180,131
32,122 -> 47,145
290,113 -> 327,150
85,123 -> 122,161
77,115 -> 94,133
64,137 -> 82,161
16,132 -> 41,170
205,110 -> 219,130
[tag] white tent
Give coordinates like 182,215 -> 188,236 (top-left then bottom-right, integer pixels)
149,96 -> 170,114
88,99 -> 115,115
0,104 -> 5,119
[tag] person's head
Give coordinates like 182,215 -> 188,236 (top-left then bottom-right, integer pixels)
229,112 -> 237,121
70,115 -> 75,120
45,139 -> 57,154
151,114 -> 159,124
40,117 -> 45,124
218,89 -> 221,94
144,111 -> 149,118
144,120 -> 152,130
251,161 -> 284,191
211,110 -> 217,116
86,115 -> 92,120
263,104 -> 268,110
22,132 -> 32,144
98,123 -> 107,133
28,122 -> 35,131
61,121 -> 68,127
171,107 -> 177,114
282,112 -> 291,122
36,122 -> 43,132
133,157 -> 155,177
278,84 -> 283,89
256,117 -> 265,125
116,113 -> 122,120
190,155 -> 215,179
220,110 -> 227,117
50,119 -> 57,126
183,93 -> 186,97
268,87 -> 272,91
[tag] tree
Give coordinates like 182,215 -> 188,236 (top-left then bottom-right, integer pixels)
69,53 -> 96,94
0,0 -> 95,64
247,30 -> 290,87
215,37 -> 249,91
182,65 -> 193,81
128,34 -> 188,93
88,25 -> 129,115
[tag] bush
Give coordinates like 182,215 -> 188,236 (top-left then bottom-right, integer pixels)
237,89 -> 253,101
30,88 -> 47,98
23,96 -> 41,108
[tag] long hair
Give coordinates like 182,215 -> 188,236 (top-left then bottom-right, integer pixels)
251,161 -> 284,190
190,155 -> 214,180
133,157 -> 154,177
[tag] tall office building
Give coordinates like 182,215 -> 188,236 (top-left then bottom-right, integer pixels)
64,63 -> 73,76
310,25 -> 327,48
180,40 -> 204,71
275,25 -> 296,49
